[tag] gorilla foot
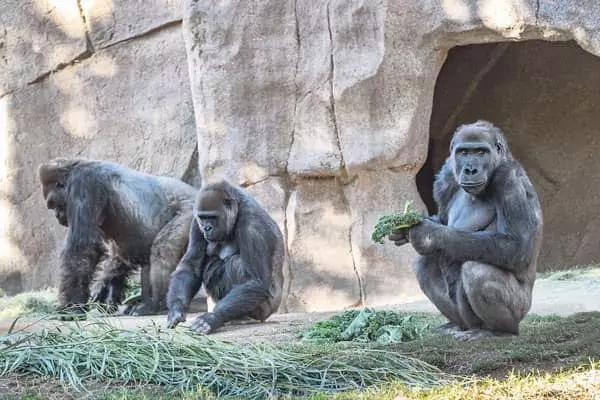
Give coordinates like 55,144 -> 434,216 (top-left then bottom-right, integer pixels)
125,302 -> 161,316
454,329 -> 516,341
431,322 -> 463,335
190,313 -> 220,335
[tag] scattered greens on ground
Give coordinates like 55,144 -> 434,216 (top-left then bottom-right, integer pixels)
303,308 -> 433,345
0,319 -> 445,398
122,278 -> 142,304
371,200 -> 424,244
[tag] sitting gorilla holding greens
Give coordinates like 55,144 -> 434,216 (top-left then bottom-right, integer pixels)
389,120 -> 543,340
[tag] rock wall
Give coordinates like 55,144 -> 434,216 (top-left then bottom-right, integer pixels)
2,0 -> 600,310
0,0 -> 197,294
183,0 -> 600,311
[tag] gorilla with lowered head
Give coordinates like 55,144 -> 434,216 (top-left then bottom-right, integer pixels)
389,120 -> 543,340
38,157 -> 197,317
167,180 -> 285,334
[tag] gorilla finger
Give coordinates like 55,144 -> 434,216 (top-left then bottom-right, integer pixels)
393,238 -> 409,247
388,232 -> 407,241
167,312 -> 185,329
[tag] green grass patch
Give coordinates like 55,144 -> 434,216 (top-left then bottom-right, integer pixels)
302,309 -> 441,344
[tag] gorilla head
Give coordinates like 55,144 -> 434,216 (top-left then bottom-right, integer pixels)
449,120 -> 509,196
194,184 -> 239,242
38,158 -> 82,227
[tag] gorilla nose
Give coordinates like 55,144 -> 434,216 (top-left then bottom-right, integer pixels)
465,167 -> 478,176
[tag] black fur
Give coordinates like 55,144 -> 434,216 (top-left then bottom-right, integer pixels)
389,120 -> 543,340
166,180 -> 285,334
38,157 -> 196,318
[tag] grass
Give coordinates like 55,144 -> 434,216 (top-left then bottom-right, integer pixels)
2,312 -> 600,399
0,289 -> 57,319
0,319 -> 445,399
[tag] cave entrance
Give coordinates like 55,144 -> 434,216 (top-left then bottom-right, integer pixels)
417,40 -> 600,271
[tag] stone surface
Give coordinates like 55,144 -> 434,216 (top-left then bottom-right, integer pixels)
182,0 -> 600,311
81,0 -> 183,49
344,170 -> 427,307
287,1 -> 341,178
245,177 -> 291,312
0,0 -> 88,97
3,0 -> 600,309
0,25 -> 195,294
183,0 -> 297,185
285,179 -> 361,312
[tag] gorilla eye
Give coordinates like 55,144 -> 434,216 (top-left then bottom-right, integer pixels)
56,182 -> 65,189
457,149 -> 469,156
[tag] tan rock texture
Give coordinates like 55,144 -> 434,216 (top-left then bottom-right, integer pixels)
183,0 -> 600,310
0,4 -> 196,294
2,0 -> 600,311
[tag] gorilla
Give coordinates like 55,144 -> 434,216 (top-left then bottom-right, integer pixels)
166,180 -> 285,334
389,120 -> 543,340
38,157 -> 197,317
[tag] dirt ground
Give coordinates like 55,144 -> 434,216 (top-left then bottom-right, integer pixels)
2,276 -> 600,342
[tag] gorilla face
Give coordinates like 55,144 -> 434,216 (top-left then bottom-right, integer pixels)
194,188 -> 238,242
45,182 -> 68,227
450,128 -> 503,196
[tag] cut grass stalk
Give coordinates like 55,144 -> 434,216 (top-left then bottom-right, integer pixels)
0,319 -> 447,398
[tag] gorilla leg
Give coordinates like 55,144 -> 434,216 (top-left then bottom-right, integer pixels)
130,214 -> 192,316
90,256 -> 131,313
414,255 -> 465,331
457,261 -> 531,339
192,256 -> 271,334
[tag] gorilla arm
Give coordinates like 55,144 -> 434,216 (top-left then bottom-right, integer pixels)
58,170 -> 109,312
166,221 -> 207,328
409,162 -> 539,273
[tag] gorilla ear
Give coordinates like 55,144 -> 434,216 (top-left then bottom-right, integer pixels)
38,163 -> 59,184
494,134 -> 508,157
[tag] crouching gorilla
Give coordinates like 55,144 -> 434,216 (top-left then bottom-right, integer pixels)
167,180 -> 285,334
38,157 -> 197,317
389,120 -> 543,340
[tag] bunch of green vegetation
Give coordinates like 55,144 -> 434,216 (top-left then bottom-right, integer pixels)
0,289 -> 58,318
0,321 -> 445,398
122,278 -> 142,303
371,200 -> 423,244
303,308 -> 433,345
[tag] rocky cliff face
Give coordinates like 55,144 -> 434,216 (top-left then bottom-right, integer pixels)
182,0 -> 600,311
1,0 -> 600,311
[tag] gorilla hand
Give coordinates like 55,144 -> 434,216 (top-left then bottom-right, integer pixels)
388,227 -> 409,246
408,218 -> 444,255
167,303 -> 187,329
190,312 -> 219,334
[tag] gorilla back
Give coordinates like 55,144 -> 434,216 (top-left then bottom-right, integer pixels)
389,120 -> 543,340
167,179 -> 285,334
38,157 -> 197,317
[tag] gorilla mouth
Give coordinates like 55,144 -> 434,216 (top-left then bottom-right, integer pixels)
461,181 -> 486,193
461,181 -> 486,188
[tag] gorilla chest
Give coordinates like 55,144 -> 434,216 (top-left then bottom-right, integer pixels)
447,190 -> 497,232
